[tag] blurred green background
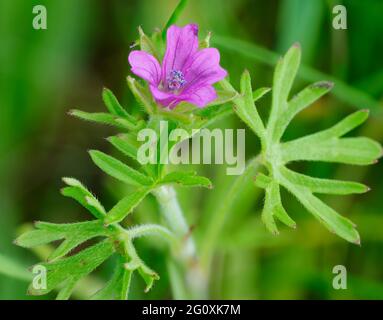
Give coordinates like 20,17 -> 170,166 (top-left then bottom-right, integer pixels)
1,0 -> 383,299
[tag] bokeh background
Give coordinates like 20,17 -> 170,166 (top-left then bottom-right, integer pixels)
1,0 -> 383,299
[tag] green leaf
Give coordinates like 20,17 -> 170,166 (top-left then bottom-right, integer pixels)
102,88 -> 130,118
162,0 -> 189,39
43,220 -> 110,261
280,166 -> 368,195
69,109 -> 140,131
268,43 -> 301,135
199,31 -> 211,49
15,229 -> 63,248
285,110 -> 370,144
107,135 -> 139,161
273,81 -> 333,141
56,278 -> 78,300
120,268 -> 133,300
91,261 -> 127,300
252,87 -> 271,102
161,171 -> 213,189
123,240 -> 159,293
108,134 -> 157,178
104,187 -> 152,225
139,26 -> 161,61
89,150 -> 153,187
127,76 -> 154,114
137,265 -> 159,293
91,256 -> 133,300
69,110 -> 122,127
115,117 -> 145,131
61,177 -> 106,219
28,240 -> 115,297
16,220 -> 110,261
282,137 -> 382,165
280,178 -> 360,244
233,70 -> 265,138
262,181 -> 296,235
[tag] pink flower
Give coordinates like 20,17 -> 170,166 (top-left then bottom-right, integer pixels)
128,24 -> 227,109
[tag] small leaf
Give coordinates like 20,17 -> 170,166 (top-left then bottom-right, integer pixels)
268,43 -> 301,133
233,70 -> 265,138
262,181 -> 296,234
199,31 -> 211,49
123,240 -> 159,293
282,137 -> 382,165
115,117 -> 145,131
89,150 -> 153,187
69,110 -> 139,131
280,166 -> 368,195
280,179 -> 360,244
104,187 -> 152,225
120,268 -> 133,300
108,135 -> 139,161
16,220 -> 110,262
28,240 -> 114,296
273,81 -> 333,141
91,261 -> 126,300
102,88 -> 130,118
252,87 -> 271,102
56,278 -> 78,300
108,134 -> 157,178
61,177 -> 106,219
138,265 -> 159,293
69,110 -> 123,127
161,171 -> 213,188
15,229 -> 63,248
139,26 -> 161,61
42,220 -> 110,261
285,110 -> 370,145
127,76 -> 154,114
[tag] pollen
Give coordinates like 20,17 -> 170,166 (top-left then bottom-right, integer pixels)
167,70 -> 186,91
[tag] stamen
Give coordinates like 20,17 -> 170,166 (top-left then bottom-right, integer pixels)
167,70 -> 186,91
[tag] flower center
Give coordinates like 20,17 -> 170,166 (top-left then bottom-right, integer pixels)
167,70 -> 186,91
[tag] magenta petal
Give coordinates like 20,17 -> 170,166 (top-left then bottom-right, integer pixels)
184,48 -> 227,89
182,85 -> 217,108
162,24 -> 199,83
128,50 -> 161,85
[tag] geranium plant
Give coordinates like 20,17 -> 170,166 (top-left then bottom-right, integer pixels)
15,16 -> 382,301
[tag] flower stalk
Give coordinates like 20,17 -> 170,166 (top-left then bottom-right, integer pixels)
153,185 -> 208,299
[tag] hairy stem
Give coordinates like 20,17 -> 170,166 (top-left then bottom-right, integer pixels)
153,185 -> 207,299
